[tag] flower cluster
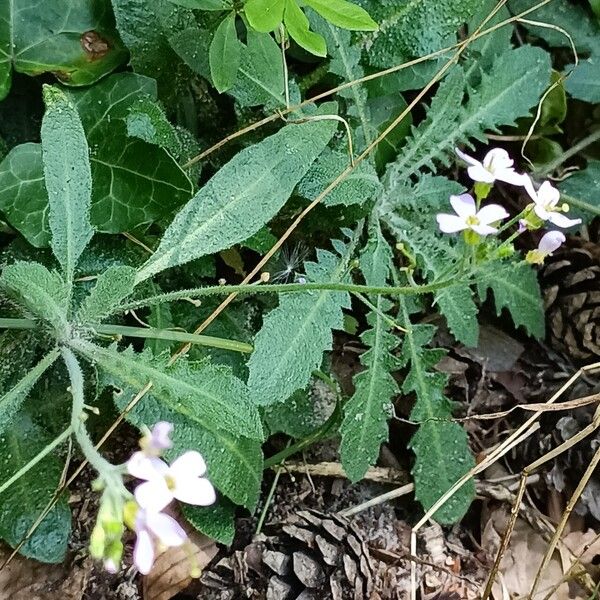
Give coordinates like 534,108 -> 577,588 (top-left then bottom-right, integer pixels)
126,422 -> 216,574
436,147 -> 581,262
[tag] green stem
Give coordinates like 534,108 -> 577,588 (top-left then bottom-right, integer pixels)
94,324 -> 252,354
0,426 -> 73,495
536,128 -> 600,177
118,279 -> 456,313
61,348 -> 125,488
0,317 -> 36,330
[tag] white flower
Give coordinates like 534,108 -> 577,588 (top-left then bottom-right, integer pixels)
526,231 -> 566,265
526,181 -> 582,228
133,508 -> 187,575
140,421 -> 173,455
436,193 -> 509,236
455,147 -> 529,187
128,450 -> 216,512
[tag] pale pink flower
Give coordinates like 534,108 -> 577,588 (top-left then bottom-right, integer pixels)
133,508 -> 187,574
538,230 -> 566,255
141,421 -> 173,454
455,147 -> 529,186
128,450 -> 216,512
526,181 -> 581,228
436,194 -> 509,236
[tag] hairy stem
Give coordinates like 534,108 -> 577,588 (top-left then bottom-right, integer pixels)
0,317 -> 36,330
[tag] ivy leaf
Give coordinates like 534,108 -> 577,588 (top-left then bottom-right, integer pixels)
477,261 -> 545,339
77,266 -> 137,324
247,232 -> 359,406
136,105 -> 338,282
245,0 -> 286,32
0,262 -> 68,328
0,412 -> 71,563
41,87 -> 94,281
73,341 -> 264,442
86,343 -> 263,509
209,13 -> 241,93
0,0 -> 127,100
305,0 -> 377,31
284,0 -> 327,57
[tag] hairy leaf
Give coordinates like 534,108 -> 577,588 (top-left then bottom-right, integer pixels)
247,233 -> 358,406
137,105 -> 338,281
262,389 -> 329,438
77,266 -> 137,324
435,285 -> 479,347
126,98 -> 182,156
41,87 -> 93,280
0,412 -> 71,563
183,501 -> 236,545
209,13 -> 241,92
0,262 -> 68,328
0,0 -> 126,100
559,160 -> 600,223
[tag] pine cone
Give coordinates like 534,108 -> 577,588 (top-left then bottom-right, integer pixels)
541,242 -> 600,362
200,510 -> 374,600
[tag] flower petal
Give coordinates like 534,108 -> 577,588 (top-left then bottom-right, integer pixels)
522,175 -> 537,200
173,477 -> 217,506
436,214 -> 467,233
134,529 -> 155,575
467,164 -> 495,183
449,193 -> 476,218
495,170 -> 528,187
538,231 -> 566,254
150,422 -> 173,450
534,205 -> 550,221
169,451 -> 207,478
135,479 -> 174,512
145,512 -> 187,547
127,452 -> 169,481
477,204 -> 509,225
536,181 -> 560,208
547,212 -> 582,228
483,148 -> 513,172
471,224 -> 498,236
455,147 -> 481,167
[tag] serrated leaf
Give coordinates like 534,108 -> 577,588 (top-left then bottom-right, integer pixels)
137,105 -> 338,281
77,265 -> 137,324
0,349 -> 60,435
182,500 -> 235,545
297,149 -> 381,207
209,13 -> 241,92
73,341 -> 263,441
0,0 -> 127,100
305,0 -> 377,31
248,233 -> 358,406
477,262 -> 545,339
340,298 -> 399,481
559,160 -> 600,223
0,412 -> 71,563
245,0 -> 286,32
91,344 -> 263,508
0,262 -> 68,328
284,0 -> 327,57
435,285 -> 479,347
41,87 -> 93,281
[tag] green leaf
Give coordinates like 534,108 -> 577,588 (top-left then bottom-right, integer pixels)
146,292 -> 176,356
297,149 -> 381,207
0,262 -> 68,328
230,30 -> 286,108
0,412 -> 71,563
397,297 -> 475,524
477,262 -> 545,339
0,349 -> 60,435
183,500 -> 235,545
77,266 -> 137,324
41,87 -> 94,281
0,74 -> 193,246
126,98 -> 182,157
340,298 -> 399,481
247,233 -> 358,406
245,0 -> 286,32
0,0 -> 127,100
168,0 -> 226,8
88,343 -> 262,509
435,285 -> 479,347
262,389 -> 328,438
559,160 -> 600,222
73,341 -> 264,441
284,0 -> 327,57
565,59 -> 600,102
209,13 -> 241,93
305,0 -> 377,31
136,105 -> 338,282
